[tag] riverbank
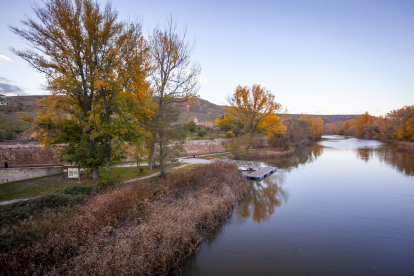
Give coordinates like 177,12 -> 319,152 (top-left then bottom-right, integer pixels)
236,148 -> 295,160
0,161 -> 248,275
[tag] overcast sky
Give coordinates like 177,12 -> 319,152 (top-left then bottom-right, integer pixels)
1,0 -> 413,115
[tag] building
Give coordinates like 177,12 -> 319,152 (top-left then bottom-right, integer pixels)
188,116 -> 199,124
198,121 -> 213,127
0,94 -> 9,105
188,117 -> 213,127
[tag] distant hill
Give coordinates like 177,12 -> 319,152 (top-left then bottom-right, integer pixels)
1,95 -> 361,141
176,98 -> 226,123
287,114 -> 360,123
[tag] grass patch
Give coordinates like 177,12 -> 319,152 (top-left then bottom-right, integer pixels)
0,173 -> 97,202
0,166 -> 161,202
112,165 -> 159,181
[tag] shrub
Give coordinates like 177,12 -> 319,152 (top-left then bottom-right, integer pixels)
226,130 -> 235,138
226,138 -> 240,157
98,166 -> 119,188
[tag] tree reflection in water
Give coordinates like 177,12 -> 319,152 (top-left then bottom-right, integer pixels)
264,143 -> 324,170
375,145 -> 414,176
354,144 -> 414,176
357,148 -> 375,162
236,144 -> 324,224
237,173 -> 288,224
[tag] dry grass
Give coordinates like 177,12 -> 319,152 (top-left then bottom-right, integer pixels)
237,148 -> 295,160
0,161 -> 247,275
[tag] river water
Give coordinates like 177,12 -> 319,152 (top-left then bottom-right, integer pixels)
181,135 -> 414,276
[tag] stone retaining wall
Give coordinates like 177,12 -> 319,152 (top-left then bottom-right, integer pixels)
0,137 -> 268,166
0,144 -> 64,167
0,166 -> 64,184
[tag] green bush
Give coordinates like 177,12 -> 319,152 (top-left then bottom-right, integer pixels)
98,166 -> 119,188
197,128 -> 207,137
139,166 -> 146,175
226,130 -> 235,138
226,139 -> 240,157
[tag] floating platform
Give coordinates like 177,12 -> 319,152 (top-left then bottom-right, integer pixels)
245,167 -> 277,180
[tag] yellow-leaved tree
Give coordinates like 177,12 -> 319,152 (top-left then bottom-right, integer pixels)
217,84 -> 285,150
299,115 -> 324,140
11,0 -> 152,179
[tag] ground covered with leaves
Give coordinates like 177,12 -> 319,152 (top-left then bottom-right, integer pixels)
0,161 -> 247,275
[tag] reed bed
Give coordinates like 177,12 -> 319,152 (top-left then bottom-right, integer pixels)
0,161 -> 247,275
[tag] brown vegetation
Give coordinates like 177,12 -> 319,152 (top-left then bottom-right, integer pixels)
0,162 -> 247,275
237,148 -> 295,160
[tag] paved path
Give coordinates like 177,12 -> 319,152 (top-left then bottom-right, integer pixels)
0,196 -> 41,206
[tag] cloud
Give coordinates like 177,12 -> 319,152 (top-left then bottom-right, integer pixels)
0,77 -> 25,95
0,55 -> 12,62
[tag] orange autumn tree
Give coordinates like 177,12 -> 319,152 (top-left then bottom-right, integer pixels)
299,115 -> 324,140
217,84 -> 285,150
406,117 -> 414,141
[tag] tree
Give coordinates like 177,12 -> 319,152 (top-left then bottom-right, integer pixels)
217,84 -> 284,150
11,0 -> 151,178
148,18 -> 200,174
300,115 -> 324,140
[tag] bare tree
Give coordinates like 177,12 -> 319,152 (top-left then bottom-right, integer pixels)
148,18 -> 200,174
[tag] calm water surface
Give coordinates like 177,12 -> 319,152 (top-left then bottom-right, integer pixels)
181,136 -> 414,276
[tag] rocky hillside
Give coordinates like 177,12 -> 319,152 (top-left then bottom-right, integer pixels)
176,98 -> 226,123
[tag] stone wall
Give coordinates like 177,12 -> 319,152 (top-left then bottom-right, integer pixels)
0,166 -> 64,184
0,144 -> 64,167
0,137 -> 268,166
184,139 -> 227,155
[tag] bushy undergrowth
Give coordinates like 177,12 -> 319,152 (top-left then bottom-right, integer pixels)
0,186 -> 93,253
0,162 -> 247,275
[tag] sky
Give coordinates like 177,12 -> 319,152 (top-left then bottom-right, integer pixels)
0,0 -> 413,116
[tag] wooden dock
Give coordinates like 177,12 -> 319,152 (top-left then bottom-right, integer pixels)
245,167 -> 277,180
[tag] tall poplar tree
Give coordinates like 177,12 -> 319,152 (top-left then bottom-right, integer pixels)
10,0 -> 151,178
148,18 -> 200,175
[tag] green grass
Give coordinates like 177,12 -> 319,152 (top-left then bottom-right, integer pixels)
112,166 -> 159,180
0,166 -> 162,202
0,173 -> 97,202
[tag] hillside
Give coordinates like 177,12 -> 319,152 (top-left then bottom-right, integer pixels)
1,95 -> 361,141
176,98 -> 226,123
287,114 -> 359,123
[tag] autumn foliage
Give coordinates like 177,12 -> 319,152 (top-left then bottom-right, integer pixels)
215,84 -> 285,150
325,105 -> 414,142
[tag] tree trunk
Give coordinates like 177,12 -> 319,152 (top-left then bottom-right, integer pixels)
92,169 -> 99,180
159,139 -> 164,175
148,136 -> 156,170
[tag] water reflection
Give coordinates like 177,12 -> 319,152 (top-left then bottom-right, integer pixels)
375,145 -> 414,176
357,147 -> 375,162
267,143 -> 323,170
237,173 -> 288,224
322,135 -> 414,177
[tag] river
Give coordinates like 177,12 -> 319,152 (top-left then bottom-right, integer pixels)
181,135 -> 414,276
